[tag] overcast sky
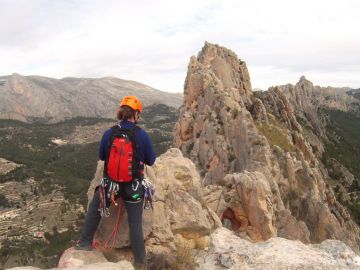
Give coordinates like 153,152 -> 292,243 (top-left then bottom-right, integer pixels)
0,0 -> 359,92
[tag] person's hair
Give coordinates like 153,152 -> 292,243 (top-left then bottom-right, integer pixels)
117,105 -> 136,121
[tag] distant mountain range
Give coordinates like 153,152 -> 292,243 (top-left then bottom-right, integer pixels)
0,73 -> 183,123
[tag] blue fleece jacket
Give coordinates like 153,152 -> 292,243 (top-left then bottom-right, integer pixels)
98,120 -> 156,166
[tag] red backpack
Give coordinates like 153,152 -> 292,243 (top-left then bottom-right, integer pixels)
104,125 -> 143,182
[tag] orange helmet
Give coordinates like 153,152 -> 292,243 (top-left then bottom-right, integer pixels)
119,95 -> 143,113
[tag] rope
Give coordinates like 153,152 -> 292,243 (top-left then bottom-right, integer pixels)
103,198 -> 123,249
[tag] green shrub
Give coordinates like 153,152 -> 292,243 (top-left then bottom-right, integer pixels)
321,109 -> 360,225
0,194 -> 10,208
257,120 -> 296,152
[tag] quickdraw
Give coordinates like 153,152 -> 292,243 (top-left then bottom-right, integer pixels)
98,178 -> 120,218
142,177 -> 155,210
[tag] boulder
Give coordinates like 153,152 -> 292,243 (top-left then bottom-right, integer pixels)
58,247 -> 107,268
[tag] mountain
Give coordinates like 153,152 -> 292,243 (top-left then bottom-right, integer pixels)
2,43 -> 360,269
0,73 -> 182,123
174,42 -> 360,253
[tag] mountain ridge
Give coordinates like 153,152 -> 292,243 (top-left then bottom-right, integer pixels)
174,42 -> 360,253
0,73 -> 183,123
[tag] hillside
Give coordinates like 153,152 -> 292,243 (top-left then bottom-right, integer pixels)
0,73 -> 182,123
258,77 -> 360,225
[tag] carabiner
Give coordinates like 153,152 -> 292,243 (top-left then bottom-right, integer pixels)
132,180 -> 139,191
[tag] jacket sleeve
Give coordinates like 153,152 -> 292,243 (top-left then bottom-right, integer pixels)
99,129 -> 112,161
143,131 -> 156,166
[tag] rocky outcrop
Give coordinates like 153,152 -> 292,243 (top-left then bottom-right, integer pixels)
282,76 -> 359,114
174,42 -> 360,252
0,73 -> 182,123
259,76 -> 360,139
86,148 -> 221,257
8,228 -> 360,270
196,227 -> 360,270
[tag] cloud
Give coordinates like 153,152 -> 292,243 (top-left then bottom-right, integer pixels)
0,0 -> 359,92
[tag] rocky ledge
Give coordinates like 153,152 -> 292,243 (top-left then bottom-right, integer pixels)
7,227 -> 360,270
197,228 -> 360,270
6,148 -> 360,270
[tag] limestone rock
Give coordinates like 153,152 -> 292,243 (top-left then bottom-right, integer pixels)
223,172 -> 276,241
196,228 -> 360,270
251,97 -> 269,123
174,42 -> 360,253
58,247 -> 108,268
202,185 -> 227,217
174,42 -> 259,187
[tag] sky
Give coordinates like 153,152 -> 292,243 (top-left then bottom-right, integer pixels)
0,0 -> 359,93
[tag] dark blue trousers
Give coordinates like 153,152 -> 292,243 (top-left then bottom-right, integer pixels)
79,188 -> 146,267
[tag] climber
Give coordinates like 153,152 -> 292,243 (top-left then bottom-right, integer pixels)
76,95 -> 156,269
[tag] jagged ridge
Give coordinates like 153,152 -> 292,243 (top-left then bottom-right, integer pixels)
174,42 -> 360,253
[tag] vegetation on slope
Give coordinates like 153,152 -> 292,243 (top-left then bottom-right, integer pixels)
256,116 -> 296,152
0,118 -> 102,205
321,109 -> 360,224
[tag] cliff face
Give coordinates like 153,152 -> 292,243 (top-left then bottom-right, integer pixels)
0,73 -> 182,123
174,42 -> 360,252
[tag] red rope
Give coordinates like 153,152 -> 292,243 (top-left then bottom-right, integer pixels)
98,186 -> 104,209
103,198 -> 123,249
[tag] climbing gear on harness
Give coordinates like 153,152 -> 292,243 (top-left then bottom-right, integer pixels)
120,95 -> 143,112
123,178 -> 144,202
98,178 -> 121,218
142,177 -> 155,210
104,125 -> 144,183
96,177 -> 123,249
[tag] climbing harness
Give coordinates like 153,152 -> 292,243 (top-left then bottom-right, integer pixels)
95,167 -> 155,249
